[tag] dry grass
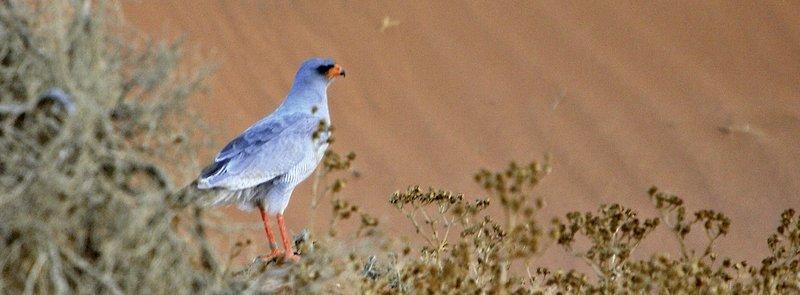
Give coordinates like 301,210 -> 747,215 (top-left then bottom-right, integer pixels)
1,1 -> 798,294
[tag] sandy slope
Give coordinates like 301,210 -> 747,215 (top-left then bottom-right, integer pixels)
124,1 -> 799,267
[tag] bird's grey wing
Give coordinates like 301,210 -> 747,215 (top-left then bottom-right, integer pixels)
214,115 -> 287,162
198,113 -> 322,190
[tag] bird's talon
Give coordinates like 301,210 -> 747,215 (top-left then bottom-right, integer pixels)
259,249 -> 284,262
283,253 -> 301,263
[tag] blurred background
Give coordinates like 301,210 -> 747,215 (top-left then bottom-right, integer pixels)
124,1 -> 799,268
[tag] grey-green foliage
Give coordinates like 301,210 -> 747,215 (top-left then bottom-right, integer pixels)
0,1 -> 217,293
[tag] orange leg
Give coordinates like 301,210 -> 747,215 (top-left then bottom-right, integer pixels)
258,204 -> 282,260
277,213 -> 300,262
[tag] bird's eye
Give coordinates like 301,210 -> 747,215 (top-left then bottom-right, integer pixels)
316,64 -> 335,75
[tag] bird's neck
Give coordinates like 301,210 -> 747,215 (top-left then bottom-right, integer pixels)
278,80 -> 330,117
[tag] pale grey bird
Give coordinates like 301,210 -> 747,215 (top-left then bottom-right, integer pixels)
196,57 -> 345,262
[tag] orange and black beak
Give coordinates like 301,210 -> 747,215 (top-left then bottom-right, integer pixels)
326,64 -> 346,79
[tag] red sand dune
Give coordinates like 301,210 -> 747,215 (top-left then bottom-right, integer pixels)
124,1 -> 799,268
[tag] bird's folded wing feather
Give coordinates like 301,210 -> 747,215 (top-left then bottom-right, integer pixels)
199,112 -> 323,190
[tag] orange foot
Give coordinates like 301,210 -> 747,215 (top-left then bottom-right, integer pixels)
283,253 -> 301,263
258,249 -> 283,262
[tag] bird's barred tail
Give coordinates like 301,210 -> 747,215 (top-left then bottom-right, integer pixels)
167,180 -> 212,208
168,180 -> 255,210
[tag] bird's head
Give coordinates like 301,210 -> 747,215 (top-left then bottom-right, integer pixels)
294,57 -> 345,87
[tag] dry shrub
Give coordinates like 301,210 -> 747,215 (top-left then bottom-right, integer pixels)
303,159 -> 798,294
286,141 -> 799,294
0,1 -> 218,293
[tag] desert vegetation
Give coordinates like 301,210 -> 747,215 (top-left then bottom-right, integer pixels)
1,1 -> 798,294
